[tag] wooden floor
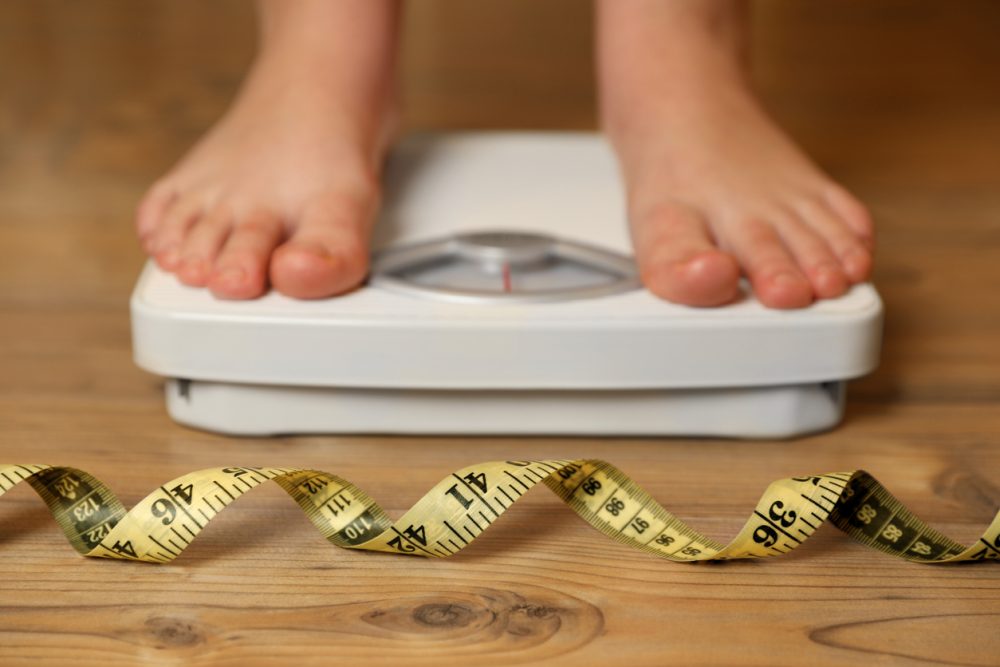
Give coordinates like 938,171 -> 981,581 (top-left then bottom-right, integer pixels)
1,1 -> 999,665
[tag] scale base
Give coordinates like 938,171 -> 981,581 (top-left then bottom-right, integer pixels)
165,379 -> 846,439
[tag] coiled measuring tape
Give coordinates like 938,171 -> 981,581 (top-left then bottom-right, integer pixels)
2,460 -> 998,564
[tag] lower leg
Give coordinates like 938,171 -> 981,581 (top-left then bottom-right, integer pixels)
597,0 -> 873,308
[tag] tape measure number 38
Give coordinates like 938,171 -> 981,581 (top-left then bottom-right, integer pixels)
2,460 -> 998,564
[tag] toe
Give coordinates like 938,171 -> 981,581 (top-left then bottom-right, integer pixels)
271,238 -> 368,299
269,194 -> 374,299
152,196 -> 204,271
135,181 -> 175,250
798,195 -> 873,283
774,217 -> 849,299
175,206 -> 233,287
824,184 -> 875,248
208,211 -> 284,299
631,203 -> 741,306
839,245 -> 873,284
721,217 -> 814,309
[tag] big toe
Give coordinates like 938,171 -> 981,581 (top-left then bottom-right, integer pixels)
270,240 -> 367,299
632,203 -> 741,307
270,193 -> 374,299
270,209 -> 370,300
643,248 -> 741,307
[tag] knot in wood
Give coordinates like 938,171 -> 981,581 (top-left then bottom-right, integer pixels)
412,603 -> 476,628
145,616 -> 205,648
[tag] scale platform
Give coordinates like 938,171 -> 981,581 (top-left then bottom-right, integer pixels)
131,132 -> 883,438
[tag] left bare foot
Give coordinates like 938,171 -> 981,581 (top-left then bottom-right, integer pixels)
135,0 -> 399,300
597,0 -> 874,309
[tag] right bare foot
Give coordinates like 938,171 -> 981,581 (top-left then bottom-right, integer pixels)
597,0 -> 874,309
135,0 -> 399,299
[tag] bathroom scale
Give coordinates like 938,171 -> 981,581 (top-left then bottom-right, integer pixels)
131,132 -> 883,438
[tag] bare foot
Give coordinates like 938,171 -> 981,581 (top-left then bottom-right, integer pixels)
135,0 -> 399,299
597,0 -> 874,309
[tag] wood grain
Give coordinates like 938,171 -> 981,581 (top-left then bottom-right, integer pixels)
0,1 -> 998,665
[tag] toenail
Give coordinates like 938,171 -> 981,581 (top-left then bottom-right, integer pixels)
159,247 -> 180,266
215,267 -> 245,285
773,272 -> 801,287
842,248 -> 870,278
818,267 -> 838,284
816,267 -> 847,293
181,258 -> 206,277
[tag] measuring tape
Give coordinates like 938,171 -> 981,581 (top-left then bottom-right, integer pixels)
2,460 -> 998,564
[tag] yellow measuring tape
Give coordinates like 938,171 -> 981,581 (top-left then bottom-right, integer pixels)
3,460 -> 998,564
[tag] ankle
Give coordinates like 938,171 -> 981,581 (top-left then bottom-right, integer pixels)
597,0 -> 752,142
251,0 -> 399,136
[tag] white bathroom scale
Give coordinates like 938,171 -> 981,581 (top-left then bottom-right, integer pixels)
131,132 -> 883,438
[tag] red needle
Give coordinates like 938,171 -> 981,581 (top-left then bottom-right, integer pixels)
502,262 -> 512,293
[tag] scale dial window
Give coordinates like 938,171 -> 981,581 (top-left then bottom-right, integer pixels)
370,230 -> 640,304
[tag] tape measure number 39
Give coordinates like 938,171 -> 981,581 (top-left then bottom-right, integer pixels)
2,460 -> 998,564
